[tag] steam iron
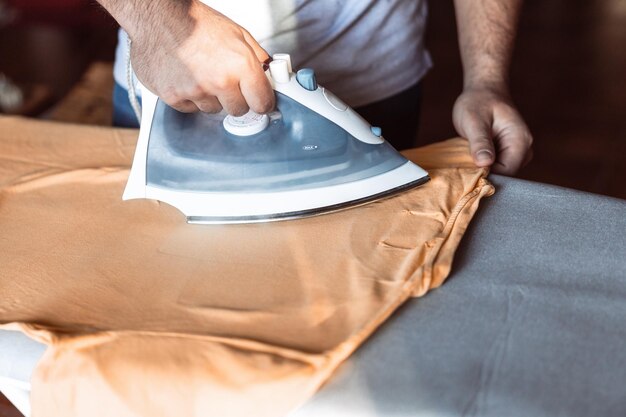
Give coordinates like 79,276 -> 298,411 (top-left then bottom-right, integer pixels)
123,53 -> 429,224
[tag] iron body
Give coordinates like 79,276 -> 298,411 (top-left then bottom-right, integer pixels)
123,55 -> 429,224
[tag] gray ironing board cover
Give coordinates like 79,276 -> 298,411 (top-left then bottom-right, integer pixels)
295,175 -> 626,416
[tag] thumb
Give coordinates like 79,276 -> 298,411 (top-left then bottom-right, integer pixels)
459,114 -> 496,167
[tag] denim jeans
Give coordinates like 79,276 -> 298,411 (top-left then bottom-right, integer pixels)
112,82 -> 141,128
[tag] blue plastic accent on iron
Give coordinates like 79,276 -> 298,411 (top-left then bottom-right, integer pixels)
371,126 -> 382,137
296,68 -> 318,91
145,93 -> 408,193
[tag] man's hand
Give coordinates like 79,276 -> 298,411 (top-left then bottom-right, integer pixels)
453,86 -> 533,175
98,0 -> 274,116
453,0 -> 532,175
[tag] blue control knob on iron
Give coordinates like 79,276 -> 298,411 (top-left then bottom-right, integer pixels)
296,68 -> 318,91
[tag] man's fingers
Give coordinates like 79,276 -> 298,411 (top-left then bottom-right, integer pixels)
149,27 -> 274,117
491,142 -> 526,175
491,131 -> 533,175
522,147 -> 534,167
240,70 -> 275,114
169,99 -> 200,113
193,96 -> 223,114
217,88 -> 249,116
492,144 -> 534,175
491,112 -> 533,175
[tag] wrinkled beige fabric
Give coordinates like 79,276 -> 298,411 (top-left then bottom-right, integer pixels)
0,116 -> 494,417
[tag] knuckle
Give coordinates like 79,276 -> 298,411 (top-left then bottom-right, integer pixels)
186,83 -> 206,99
171,98 -> 189,110
170,98 -> 187,109
197,101 -> 222,114
161,90 -> 195,113
212,76 -> 236,92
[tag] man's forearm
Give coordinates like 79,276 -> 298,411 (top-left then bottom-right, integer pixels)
453,0 -> 523,91
96,0 -> 192,41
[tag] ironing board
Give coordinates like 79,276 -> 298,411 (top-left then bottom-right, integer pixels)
2,175 -> 626,417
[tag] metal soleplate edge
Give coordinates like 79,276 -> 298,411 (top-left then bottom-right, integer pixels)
186,175 -> 430,225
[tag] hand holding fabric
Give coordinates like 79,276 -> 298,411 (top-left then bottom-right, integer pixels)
452,0 -> 532,175
453,86 -> 533,175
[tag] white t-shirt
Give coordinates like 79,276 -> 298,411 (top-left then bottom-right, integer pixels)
114,0 -> 431,107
